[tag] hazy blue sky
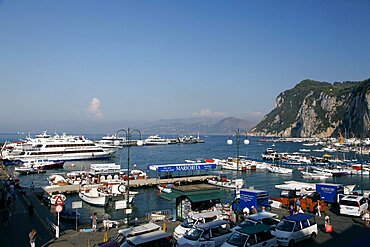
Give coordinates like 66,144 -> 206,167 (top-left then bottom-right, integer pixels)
1,0 -> 369,133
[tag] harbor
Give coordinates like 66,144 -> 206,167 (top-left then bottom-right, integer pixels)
1,133 -> 370,246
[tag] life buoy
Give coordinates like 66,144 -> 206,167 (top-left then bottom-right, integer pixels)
118,184 -> 126,193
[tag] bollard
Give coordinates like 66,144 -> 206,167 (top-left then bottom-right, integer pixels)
163,222 -> 167,232
104,230 -> 108,242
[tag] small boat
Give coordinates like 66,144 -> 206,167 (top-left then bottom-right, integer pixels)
207,176 -> 244,189
21,159 -> 65,169
266,165 -> 293,174
48,174 -> 69,186
14,166 -> 46,175
79,187 -> 108,207
157,184 -> 174,193
301,171 -> 327,180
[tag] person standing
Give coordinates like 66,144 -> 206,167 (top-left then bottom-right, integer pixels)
316,201 -> 322,217
29,229 -> 37,247
103,213 -> 111,231
91,212 -> 97,232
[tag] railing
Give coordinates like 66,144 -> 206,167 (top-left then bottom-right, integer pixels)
146,209 -> 173,222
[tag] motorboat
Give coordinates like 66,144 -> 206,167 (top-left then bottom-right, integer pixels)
157,184 -> 174,193
95,134 -> 126,149
21,159 -> 65,169
301,171 -> 328,180
207,176 -> 244,189
14,166 -> 46,175
1,131 -> 117,162
79,186 -> 108,207
266,165 -> 293,174
48,174 -> 69,186
144,135 -> 170,145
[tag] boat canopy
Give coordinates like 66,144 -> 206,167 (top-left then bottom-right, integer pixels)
148,163 -> 217,172
89,163 -> 121,175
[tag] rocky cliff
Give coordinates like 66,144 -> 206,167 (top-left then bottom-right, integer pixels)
250,79 -> 370,138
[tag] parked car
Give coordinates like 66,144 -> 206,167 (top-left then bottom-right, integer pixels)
272,213 -> 318,247
238,212 -> 280,230
173,210 -> 223,240
99,222 -> 172,247
339,195 -> 368,217
222,224 -> 277,247
177,220 -> 232,247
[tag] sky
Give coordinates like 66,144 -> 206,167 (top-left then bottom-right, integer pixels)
0,0 -> 370,133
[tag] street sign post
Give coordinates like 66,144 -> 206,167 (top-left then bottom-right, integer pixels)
72,201 -> 83,230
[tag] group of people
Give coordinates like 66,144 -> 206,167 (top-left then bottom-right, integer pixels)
288,198 -> 305,216
90,212 -> 111,232
0,178 -> 17,228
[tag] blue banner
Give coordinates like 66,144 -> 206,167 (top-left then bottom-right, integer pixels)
148,163 -> 217,172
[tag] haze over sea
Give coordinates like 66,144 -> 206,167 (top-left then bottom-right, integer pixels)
1,133 -> 369,224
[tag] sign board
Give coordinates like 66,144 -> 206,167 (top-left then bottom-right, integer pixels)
55,204 -> 63,213
115,200 -> 127,210
125,208 -> 132,214
54,195 -> 65,206
72,201 -> 83,209
148,163 -> 217,172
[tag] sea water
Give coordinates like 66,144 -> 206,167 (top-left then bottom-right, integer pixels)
1,134 -> 369,224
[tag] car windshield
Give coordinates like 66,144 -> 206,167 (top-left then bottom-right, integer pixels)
261,218 -> 279,226
181,218 -> 195,228
276,220 -> 295,232
226,231 -> 248,247
184,228 -> 203,241
239,219 -> 257,227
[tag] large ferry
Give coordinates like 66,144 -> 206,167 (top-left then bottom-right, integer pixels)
1,131 -> 117,162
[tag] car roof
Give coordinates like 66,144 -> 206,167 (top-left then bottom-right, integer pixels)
237,224 -> 271,235
284,213 -> 314,222
341,195 -> 364,201
197,220 -> 230,230
191,210 -> 222,219
118,222 -> 161,237
246,212 -> 278,221
127,230 -> 171,245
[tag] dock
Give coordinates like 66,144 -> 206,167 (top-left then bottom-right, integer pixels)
43,175 -> 215,195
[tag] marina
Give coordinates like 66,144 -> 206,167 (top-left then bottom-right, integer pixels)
1,134 -> 370,246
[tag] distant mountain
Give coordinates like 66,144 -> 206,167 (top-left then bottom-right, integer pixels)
250,78 -> 370,138
140,117 -> 255,135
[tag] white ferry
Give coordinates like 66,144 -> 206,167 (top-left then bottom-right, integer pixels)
1,131 -> 117,162
144,135 -> 170,145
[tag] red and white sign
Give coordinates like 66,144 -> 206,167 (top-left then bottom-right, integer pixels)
54,195 -> 65,206
55,204 -> 63,213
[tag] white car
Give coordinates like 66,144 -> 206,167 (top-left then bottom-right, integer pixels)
173,210 -> 222,240
177,220 -> 232,247
238,212 -> 280,230
272,213 -> 318,247
339,195 -> 368,217
222,224 -> 277,247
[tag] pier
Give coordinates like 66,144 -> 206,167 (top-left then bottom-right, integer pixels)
43,175 -> 215,195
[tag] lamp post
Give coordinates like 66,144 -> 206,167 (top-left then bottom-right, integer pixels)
115,128 -> 143,228
227,129 -> 250,176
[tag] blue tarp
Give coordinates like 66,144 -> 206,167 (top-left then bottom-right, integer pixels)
285,213 -> 314,222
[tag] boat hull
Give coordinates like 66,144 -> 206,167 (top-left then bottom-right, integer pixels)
79,191 -> 107,207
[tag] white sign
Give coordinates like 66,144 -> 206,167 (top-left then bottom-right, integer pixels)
125,208 -> 132,214
115,200 -> 127,210
72,201 -> 83,209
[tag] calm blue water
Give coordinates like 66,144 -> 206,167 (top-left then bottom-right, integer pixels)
1,133 -> 370,224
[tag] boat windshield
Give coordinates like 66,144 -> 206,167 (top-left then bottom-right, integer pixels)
226,231 -> 248,247
184,228 -> 203,241
276,220 -> 295,232
181,218 -> 195,228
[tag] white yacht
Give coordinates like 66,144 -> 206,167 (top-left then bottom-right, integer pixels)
1,131 -> 117,162
144,135 -> 170,145
95,134 -> 126,149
